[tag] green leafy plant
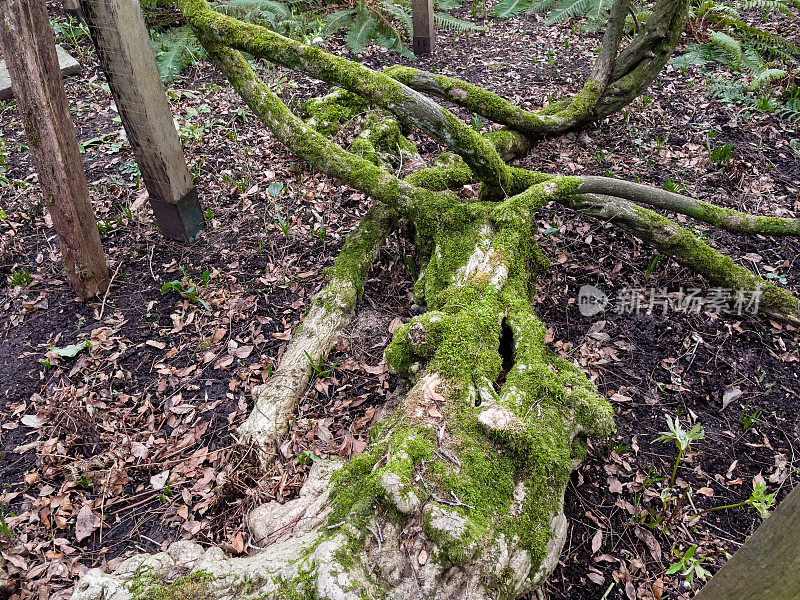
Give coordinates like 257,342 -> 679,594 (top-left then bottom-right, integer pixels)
9,268 -> 32,287
493,0 -> 620,29
672,0 -> 800,122
695,480 -> 776,518
738,402 -> 762,431
160,269 -> 211,310
304,350 -> 336,378
0,507 -> 14,538
157,481 -> 175,503
662,177 -> 687,194
51,15 -> 91,57
654,414 -> 705,487
666,545 -> 711,590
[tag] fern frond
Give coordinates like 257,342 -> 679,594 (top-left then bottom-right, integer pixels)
434,12 -> 480,30
324,8 -> 356,33
707,30 -> 745,69
741,0 -> 794,15
525,0 -> 560,12
150,26 -> 203,82
584,0 -> 613,22
378,1 -> 413,32
749,68 -> 788,90
545,0 -> 596,24
346,7 -> 377,54
493,0 -> 532,18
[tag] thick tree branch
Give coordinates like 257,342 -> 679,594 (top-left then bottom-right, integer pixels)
576,177 -> 800,235
176,0 -> 513,191
561,193 -> 800,325
596,0 -> 690,118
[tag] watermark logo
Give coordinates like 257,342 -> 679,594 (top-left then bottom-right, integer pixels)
578,285 -> 610,317
577,285 -> 763,317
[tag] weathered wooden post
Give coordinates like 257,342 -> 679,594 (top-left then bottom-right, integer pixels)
77,0 -> 205,241
0,0 -> 109,299
412,0 -> 435,56
693,484 -> 800,600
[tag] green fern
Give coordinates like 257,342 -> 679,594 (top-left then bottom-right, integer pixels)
492,0 -> 531,17
324,1 -> 478,57
150,26 -> 204,82
434,11 -> 480,30
749,68 -> 787,90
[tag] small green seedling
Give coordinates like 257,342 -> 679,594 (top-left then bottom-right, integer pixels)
161,270 -> 211,310
0,510 -> 14,538
157,481 -> 174,503
304,351 -> 335,378
667,545 -> 711,590
9,269 -> 32,287
738,402 -> 762,431
662,177 -> 687,194
654,414 -> 705,486
696,481 -> 776,519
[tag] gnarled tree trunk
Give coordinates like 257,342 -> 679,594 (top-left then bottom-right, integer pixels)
71,1 -> 800,599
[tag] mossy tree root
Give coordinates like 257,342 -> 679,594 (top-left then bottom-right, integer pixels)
562,193 -> 800,325
237,201 -> 397,459
72,182 -> 613,600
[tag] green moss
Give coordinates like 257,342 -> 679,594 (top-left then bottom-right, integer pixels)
695,200 -> 800,235
628,205 -> 800,320
273,563 -> 317,600
124,568 -> 215,600
300,89 -> 369,137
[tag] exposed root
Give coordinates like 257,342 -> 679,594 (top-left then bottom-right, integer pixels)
238,200 -> 396,461
72,183 -> 613,600
577,176 -> 800,235
563,193 -> 800,325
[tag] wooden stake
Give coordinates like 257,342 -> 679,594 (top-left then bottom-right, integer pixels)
0,0 -> 109,300
412,0 -> 435,56
78,0 -> 205,242
692,484 -> 800,600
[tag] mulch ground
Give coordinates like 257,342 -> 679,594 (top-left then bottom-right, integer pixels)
1,3 -> 798,600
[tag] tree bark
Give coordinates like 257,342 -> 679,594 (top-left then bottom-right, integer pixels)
78,0 -> 205,241
0,0 -> 109,299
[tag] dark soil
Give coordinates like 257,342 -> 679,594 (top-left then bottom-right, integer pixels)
0,3 -> 798,600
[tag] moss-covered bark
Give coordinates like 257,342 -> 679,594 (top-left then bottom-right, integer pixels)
71,4 -> 800,600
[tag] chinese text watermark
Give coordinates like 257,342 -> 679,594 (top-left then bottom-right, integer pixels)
578,285 -> 762,318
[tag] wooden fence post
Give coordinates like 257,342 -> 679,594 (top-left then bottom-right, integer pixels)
77,0 -> 205,242
412,0 -> 435,56
0,0 -> 109,300
693,484 -> 800,600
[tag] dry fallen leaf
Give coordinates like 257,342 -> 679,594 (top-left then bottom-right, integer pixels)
722,387 -> 742,409
150,470 -> 170,490
591,528 -> 603,554
696,487 -> 715,497
423,374 -> 445,402
418,549 -> 428,565
652,576 -> 664,600
75,504 -> 100,542
587,572 -> 605,585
